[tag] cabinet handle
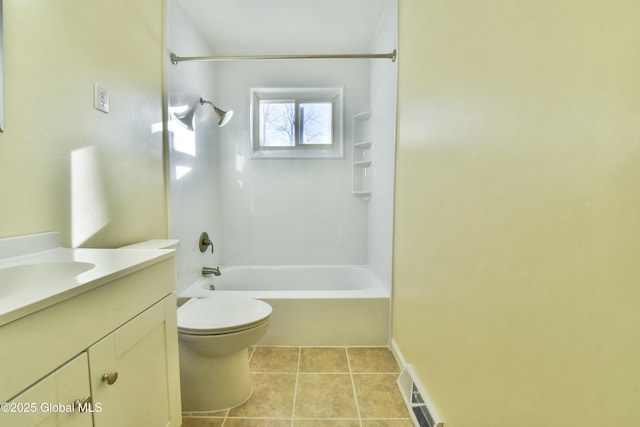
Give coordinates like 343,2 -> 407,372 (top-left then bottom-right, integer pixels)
73,396 -> 92,412
101,371 -> 119,385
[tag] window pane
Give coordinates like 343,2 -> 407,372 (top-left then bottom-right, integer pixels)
260,102 -> 295,147
299,103 -> 333,145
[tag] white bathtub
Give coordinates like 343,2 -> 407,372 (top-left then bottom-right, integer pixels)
179,265 -> 390,346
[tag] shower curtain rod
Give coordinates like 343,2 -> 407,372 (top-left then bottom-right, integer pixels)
170,50 -> 396,64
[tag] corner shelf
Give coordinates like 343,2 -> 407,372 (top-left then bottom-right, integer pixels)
353,141 -> 372,149
352,112 -> 372,200
353,160 -> 372,167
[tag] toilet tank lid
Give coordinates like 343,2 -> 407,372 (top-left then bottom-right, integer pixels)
120,239 -> 180,250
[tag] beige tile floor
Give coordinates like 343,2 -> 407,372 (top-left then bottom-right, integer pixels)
182,347 -> 413,427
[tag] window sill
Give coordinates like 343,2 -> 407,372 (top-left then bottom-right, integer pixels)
249,147 -> 344,159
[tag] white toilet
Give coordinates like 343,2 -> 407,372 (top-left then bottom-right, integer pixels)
177,295 -> 272,411
121,239 -> 272,412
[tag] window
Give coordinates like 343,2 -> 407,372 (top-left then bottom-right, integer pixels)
250,87 -> 343,159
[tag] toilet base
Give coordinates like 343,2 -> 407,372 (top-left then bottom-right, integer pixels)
179,345 -> 252,412
177,312 -> 270,412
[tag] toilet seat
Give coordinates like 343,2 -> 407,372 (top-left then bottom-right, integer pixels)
177,295 -> 272,336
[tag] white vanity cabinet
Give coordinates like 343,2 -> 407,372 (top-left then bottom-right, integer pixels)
4,354 -> 92,427
89,298 -> 177,427
0,256 -> 181,427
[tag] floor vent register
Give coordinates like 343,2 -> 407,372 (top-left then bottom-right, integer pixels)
397,366 -> 444,427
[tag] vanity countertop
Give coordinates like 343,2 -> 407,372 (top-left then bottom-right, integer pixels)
0,233 -> 174,327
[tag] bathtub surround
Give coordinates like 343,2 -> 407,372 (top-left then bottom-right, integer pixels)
166,0 -> 224,294
167,0 -> 399,304
367,0 -> 398,292
394,0 -> 640,425
214,59 -> 370,267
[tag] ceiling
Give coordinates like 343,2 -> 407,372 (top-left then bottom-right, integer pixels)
177,0 -> 390,55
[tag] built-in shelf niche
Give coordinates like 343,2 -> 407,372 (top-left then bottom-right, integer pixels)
352,112 -> 372,200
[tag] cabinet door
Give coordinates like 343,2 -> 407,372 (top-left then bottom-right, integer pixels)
89,298 -> 180,427
1,353 -> 92,427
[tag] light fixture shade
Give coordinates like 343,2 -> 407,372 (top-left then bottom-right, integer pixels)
200,98 -> 233,127
214,106 -> 234,127
174,107 -> 197,131
173,98 -> 233,130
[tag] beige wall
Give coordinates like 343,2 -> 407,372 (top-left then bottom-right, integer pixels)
0,0 -> 166,247
393,1 -> 640,425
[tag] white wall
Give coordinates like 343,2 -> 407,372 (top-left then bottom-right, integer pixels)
214,60 -> 371,266
166,0 -> 223,293
367,0 -> 398,290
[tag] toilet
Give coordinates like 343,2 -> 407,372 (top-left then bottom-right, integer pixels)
121,239 -> 272,412
177,295 -> 272,411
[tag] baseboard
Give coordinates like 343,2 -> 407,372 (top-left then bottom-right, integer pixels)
390,338 -> 407,370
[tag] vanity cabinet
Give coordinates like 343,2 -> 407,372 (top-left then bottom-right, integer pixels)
89,299 -> 176,427
4,354 -> 92,427
0,257 -> 181,427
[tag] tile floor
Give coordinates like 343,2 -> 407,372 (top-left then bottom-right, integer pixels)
182,346 -> 413,427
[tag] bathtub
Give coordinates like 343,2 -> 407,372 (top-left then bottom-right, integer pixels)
179,265 -> 390,346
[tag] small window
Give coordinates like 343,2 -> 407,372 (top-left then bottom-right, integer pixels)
250,87 -> 343,159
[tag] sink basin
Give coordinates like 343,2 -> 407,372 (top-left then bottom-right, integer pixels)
0,262 -> 95,297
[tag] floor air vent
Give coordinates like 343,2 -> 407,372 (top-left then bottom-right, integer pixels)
397,366 -> 443,427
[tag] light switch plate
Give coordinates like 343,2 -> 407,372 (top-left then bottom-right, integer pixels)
94,83 -> 109,113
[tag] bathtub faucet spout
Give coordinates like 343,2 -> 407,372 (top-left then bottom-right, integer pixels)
202,266 -> 221,276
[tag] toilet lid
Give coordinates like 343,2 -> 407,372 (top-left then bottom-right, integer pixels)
177,295 -> 272,335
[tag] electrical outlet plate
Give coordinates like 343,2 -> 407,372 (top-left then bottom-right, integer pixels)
94,83 -> 109,113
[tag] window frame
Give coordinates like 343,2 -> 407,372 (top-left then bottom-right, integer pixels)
250,87 -> 344,159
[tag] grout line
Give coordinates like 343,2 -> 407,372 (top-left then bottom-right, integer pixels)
231,419 -> 293,421
346,348 -> 364,427
352,371 -> 401,375
290,347 -> 301,427
252,344 -> 391,349
221,406 -> 229,427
